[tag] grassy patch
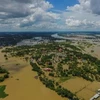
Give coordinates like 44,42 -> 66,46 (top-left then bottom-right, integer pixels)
59,76 -> 73,83
0,85 -> 8,98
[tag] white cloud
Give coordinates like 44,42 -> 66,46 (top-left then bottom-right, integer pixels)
64,0 -> 100,30
0,0 -> 100,31
90,0 -> 100,15
19,8 -> 60,28
0,0 -> 53,19
31,22 -> 65,30
65,17 -> 100,29
67,0 -> 91,13
0,0 -> 61,30
67,0 -> 100,15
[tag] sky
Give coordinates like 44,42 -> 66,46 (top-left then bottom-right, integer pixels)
0,0 -> 100,31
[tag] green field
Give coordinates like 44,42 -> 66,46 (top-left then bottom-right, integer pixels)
0,85 -> 8,98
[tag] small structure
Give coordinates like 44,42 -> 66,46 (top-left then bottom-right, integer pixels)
46,61 -> 52,65
30,58 -> 35,63
90,90 -> 100,100
34,76 -> 38,79
43,68 -> 52,72
58,48 -> 63,52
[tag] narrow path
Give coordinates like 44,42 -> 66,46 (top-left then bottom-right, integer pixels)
75,83 -> 92,94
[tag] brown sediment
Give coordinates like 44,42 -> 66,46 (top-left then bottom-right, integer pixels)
1,66 -> 65,100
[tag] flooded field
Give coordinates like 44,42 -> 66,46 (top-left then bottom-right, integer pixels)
0,49 -> 65,100
62,77 -> 100,100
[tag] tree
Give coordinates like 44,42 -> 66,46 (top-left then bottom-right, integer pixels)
49,72 -> 54,77
4,74 -> 9,78
0,77 -> 4,82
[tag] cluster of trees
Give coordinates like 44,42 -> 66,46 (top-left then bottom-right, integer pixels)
39,77 -> 55,90
56,86 -> 79,100
32,54 -> 41,61
34,43 -> 59,52
0,32 -> 43,46
65,44 -> 81,51
59,49 -> 100,82
0,67 -> 9,82
30,60 -> 79,100
2,46 -> 34,57
39,76 -> 79,100
4,55 -> 8,60
49,72 -> 54,77
0,67 -> 9,74
57,60 -> 97,82
69,67 -> 94,82
0,74 -> 9,82
41,54 -> 53,64
30,62 -> 43,76
56,63 -> 68,77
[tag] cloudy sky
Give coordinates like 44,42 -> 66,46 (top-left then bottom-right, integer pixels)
0,0 -> 100,31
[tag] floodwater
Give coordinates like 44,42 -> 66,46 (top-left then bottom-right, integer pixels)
0,49 -> 66,100
1,66 -> 65,100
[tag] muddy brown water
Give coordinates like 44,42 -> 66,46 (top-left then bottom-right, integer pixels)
0,49 -> 66,100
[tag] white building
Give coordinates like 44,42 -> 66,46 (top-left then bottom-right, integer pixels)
90,92 -> 100,100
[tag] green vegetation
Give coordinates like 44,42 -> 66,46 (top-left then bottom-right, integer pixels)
30,62 -> 44,76
59,76 -> 73,83
91,50 -> 94,53
0,85 -> 8,98
39,76 -> 79,100
77,42 -> 93,50
0,67 -> 9,82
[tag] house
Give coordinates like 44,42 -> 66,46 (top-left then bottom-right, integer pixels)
34,76 -> 38,79
90,93 -> 100,100
43,68 -> 52,71
58,48 -> 63,52
30,58 -> 35,63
